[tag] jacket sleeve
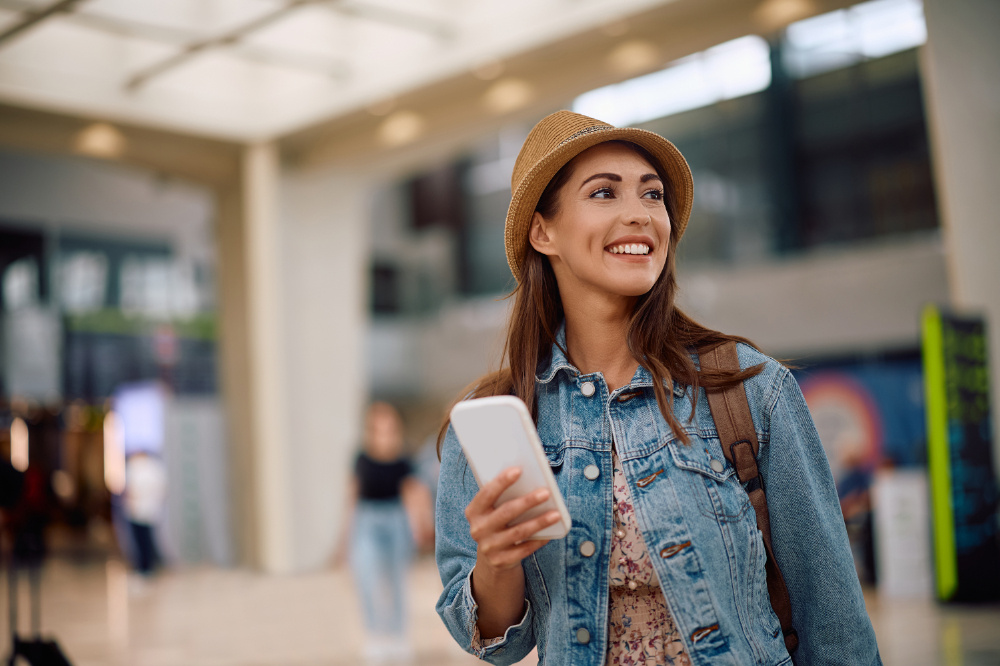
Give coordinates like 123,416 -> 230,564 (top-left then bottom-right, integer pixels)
759,367 -> 883,666
434,424 -> 537,664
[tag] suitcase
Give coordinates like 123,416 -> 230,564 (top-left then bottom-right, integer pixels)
8,637 -> 72,666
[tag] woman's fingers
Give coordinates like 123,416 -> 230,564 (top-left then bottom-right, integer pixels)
502,510 -> 561,546
465,467 -> 521,519
465,468 -> 563,570
467,484 -> 553,542
477,510 -> 561,568
487,486 -> 551,529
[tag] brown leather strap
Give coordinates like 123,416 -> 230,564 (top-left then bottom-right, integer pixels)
701,341 -> 799,655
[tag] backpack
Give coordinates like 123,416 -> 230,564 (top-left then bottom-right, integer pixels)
700,341 -> 799,655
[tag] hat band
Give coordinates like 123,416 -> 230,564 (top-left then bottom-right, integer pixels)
558,124 -> 612,147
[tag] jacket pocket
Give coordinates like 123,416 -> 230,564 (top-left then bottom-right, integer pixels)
668,436 -> 733,482
543,443 -> 566,471
668,437 -> 751,522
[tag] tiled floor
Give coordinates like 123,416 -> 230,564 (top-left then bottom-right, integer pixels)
2,555 -> 999,666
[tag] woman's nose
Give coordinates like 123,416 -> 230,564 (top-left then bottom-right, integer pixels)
623,196 -> 651,225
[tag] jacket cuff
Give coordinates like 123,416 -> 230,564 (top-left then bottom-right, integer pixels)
464,566 -> 532,658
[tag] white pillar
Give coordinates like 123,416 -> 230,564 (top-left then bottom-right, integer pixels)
279,166 -> 370,571
243,142 -> 294,573
921,0 -> 1000,476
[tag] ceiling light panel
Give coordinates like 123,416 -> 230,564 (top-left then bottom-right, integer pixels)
0,18 -> 174,81
0,0 -> 670,139
146,48 -> 330,105
239,5 -> 350,60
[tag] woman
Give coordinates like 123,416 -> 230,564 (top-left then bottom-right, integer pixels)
346,401 -> 432,663
435,111 -> 881,665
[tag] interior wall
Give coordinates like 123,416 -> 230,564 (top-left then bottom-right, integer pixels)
678,235 -> 949,359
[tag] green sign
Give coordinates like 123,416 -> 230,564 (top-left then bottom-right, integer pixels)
922,305 -> 1000,601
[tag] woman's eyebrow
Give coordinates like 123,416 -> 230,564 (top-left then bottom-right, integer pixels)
579,172 -> 663,187
580,172 -> 621,186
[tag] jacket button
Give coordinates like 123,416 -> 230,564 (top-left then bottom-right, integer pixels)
579,540 -> 596,557
709,458 -> 724,473
580,381 -> 596,397
576,628 -> 591,644
584,464 -> 600,480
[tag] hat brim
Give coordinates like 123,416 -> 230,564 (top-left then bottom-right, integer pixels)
504,126 -> 693,283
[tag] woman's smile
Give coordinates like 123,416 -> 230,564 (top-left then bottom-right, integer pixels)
605,235 -> 654,257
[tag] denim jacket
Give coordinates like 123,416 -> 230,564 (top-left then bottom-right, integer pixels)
435,332 -> 882,665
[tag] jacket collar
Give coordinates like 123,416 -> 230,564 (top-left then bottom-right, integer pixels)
535,323 -> 575,384
534,321 -> 685,398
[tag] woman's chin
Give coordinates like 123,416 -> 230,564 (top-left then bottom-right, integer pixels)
612,273 -> 660,297
604,280 -> 657,299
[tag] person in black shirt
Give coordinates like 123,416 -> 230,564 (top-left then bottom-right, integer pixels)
346,402 -> 432,663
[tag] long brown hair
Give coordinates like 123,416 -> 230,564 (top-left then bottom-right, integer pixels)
438,141 -> 762,454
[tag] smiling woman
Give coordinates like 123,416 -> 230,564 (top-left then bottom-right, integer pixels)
433,110 -> 883,666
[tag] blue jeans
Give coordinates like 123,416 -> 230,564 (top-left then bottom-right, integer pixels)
350,499 -> 413,637
129,521 -> 160,575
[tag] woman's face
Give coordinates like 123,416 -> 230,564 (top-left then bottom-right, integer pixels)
365,403 -> 403,459
528,142 -> 670,305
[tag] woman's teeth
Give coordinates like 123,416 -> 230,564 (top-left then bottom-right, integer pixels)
608,243 -> 650,255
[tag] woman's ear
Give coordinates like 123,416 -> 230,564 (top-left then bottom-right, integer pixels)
529,211 -> 556,256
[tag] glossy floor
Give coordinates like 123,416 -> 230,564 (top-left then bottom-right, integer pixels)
2,556 -> 999,666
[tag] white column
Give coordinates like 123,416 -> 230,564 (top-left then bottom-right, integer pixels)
278,166 -> 370,571
921,0 -> 1000,475
243,142 -> 294,573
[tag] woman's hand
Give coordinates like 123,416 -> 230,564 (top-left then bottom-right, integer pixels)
467,467 -> 561,570
465,467 -> 561,638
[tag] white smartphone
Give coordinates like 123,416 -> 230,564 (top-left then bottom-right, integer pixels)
450,396 -> 572,540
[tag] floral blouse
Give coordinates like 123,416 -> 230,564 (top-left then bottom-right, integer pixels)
608,451 -> 690,666
472,453 -> 691,665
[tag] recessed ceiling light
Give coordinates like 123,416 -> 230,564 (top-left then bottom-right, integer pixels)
74,123 -> 126,159
608,40 -> 660,76
377,110 -> 426,147
482,78 -> 534,114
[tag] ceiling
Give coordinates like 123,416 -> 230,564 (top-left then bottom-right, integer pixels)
0,0 -> 672,141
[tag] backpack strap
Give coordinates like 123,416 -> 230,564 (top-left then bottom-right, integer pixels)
701,341 -> 799,655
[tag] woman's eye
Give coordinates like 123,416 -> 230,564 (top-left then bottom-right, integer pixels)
644,188 -> 665,200
590,187 -> 615,199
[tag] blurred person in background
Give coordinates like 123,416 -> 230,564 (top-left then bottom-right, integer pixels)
343,401 -> 433,663
435,111 -> 881,665
123,450 -> 166,578
1,458 -> 25,510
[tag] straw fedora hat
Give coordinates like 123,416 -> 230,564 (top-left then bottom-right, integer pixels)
504,110 -> 693,282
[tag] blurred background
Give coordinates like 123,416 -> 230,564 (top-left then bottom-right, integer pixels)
0,0 -> 998,664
